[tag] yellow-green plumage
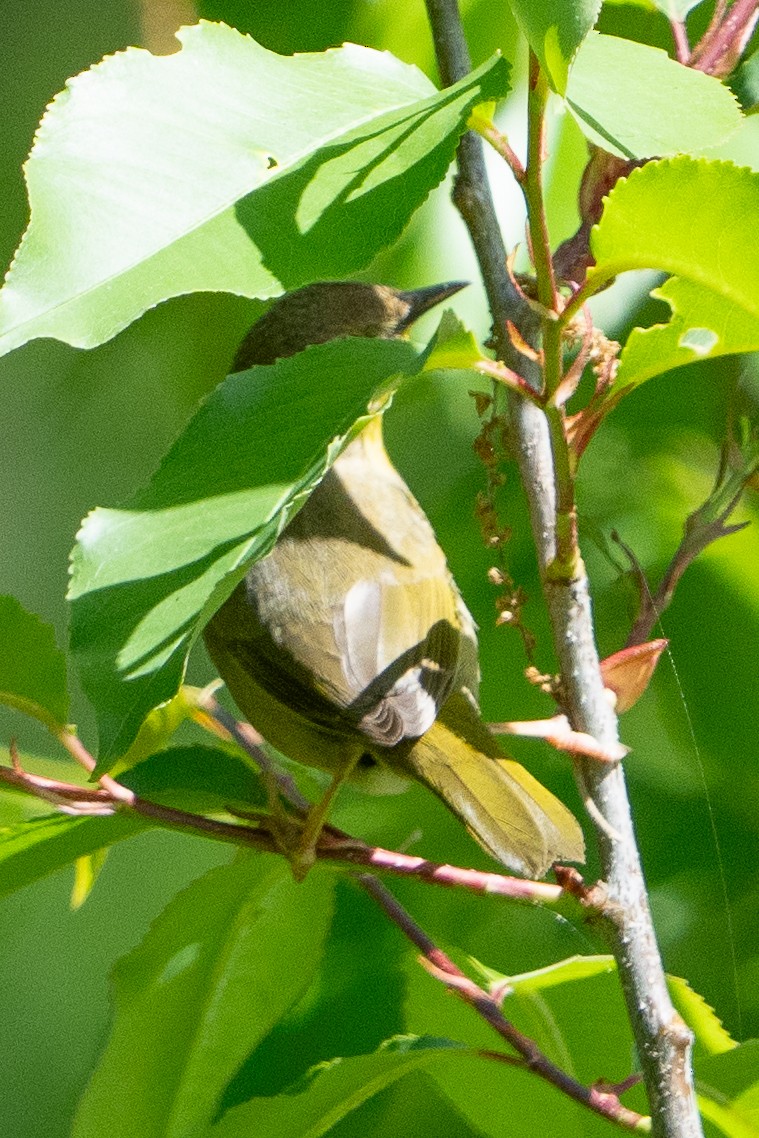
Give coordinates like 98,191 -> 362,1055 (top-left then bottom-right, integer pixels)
203,282 -> 584,876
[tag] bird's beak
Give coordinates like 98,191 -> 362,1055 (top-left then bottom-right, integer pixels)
395,281 -> 469,332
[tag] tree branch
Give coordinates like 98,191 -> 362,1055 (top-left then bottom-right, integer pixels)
670,19 -> 690,65
360,875 -> 647,1131
621,433 -> 758,648
689,0 -> 759,76
0,751 -> 564,903
423,3 -> 701,1134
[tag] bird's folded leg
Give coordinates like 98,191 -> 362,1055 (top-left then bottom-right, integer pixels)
225,749 -> 362,877
290,751 -> 362,880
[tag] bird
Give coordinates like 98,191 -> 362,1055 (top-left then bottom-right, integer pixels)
203,281 -> 584,877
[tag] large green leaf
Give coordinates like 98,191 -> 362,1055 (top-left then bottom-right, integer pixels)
207,1037 -> 476,1138
696,1041 -> 759,1137
566,34 -> 742,159
69,334 -> 424,767
0,813 -> 149,899
585,158 -> 759,392
582,156 -> 759,392
73,857 -> 335,1138
509,0 -> 601,93
0,22 -> 509,357
589,159 -> 759,308
0,744 -> 265,898
613,277 -> 759,395
0,595 -> 68,729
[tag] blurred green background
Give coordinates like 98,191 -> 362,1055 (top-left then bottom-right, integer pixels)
1,2 -> 757,1135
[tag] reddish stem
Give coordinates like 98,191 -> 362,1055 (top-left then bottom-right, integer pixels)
361,875 -> 646,1130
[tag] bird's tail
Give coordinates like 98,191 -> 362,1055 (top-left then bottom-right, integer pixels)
400,693 -> 585,878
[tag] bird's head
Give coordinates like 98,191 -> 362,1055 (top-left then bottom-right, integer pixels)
233,280 -> 468,370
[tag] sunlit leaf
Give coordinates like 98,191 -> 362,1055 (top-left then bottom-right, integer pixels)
668,974 -> 737,1057
567,34 -> 742,159
614,277 -> 759,394
587,160 -> 759,345
0,23 -> 509,357
70,847 -> 109,909
509,0 -> 601,93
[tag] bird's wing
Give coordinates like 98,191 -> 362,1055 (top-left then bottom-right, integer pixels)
333,573 -> 462,745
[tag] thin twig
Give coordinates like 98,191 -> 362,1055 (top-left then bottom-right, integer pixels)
200,696 -> 312,812
0,755 -> 564,902
690,0 -> 759,75
360,875 -> 647,1131
619,437 -> 758,647
477,119 -> 526,184
423,3 -> 701,1134
670,19 -> 691,64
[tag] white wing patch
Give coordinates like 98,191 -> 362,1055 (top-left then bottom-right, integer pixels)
335,576 -> 456,746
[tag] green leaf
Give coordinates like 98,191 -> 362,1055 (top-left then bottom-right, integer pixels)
613,277 -> 759,394
731,48 -> 759,112
508,953 -> 616,991
0,744 -> 265,899
69,334 -> 428,767
0,22 -> 510,357
566,33 -> 742,159
0,812 -> 149,899
587,159 -> 759,319
208,1038 -> 474,1138
111,685 -> 211,777
421,310 -> 485,371
73,857 -> 335,1138
668,974 -> 737,1057
509,0 -> 601,94
0,595 -> 68,729
122,744 -> 267,814
696,1041 -> 759,1137
70,846 -> 110,909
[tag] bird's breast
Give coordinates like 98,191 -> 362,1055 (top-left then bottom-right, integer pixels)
235,421 -> 478,745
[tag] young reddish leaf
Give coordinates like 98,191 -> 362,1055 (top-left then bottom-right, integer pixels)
600,640 -> 669,713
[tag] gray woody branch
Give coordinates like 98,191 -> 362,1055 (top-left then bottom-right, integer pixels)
423,2 -> 702,1134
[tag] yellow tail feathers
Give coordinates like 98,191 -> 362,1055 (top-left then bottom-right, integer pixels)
400,693 -> 585,877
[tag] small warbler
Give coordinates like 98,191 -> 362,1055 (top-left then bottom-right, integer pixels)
204,282 -> 584,876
